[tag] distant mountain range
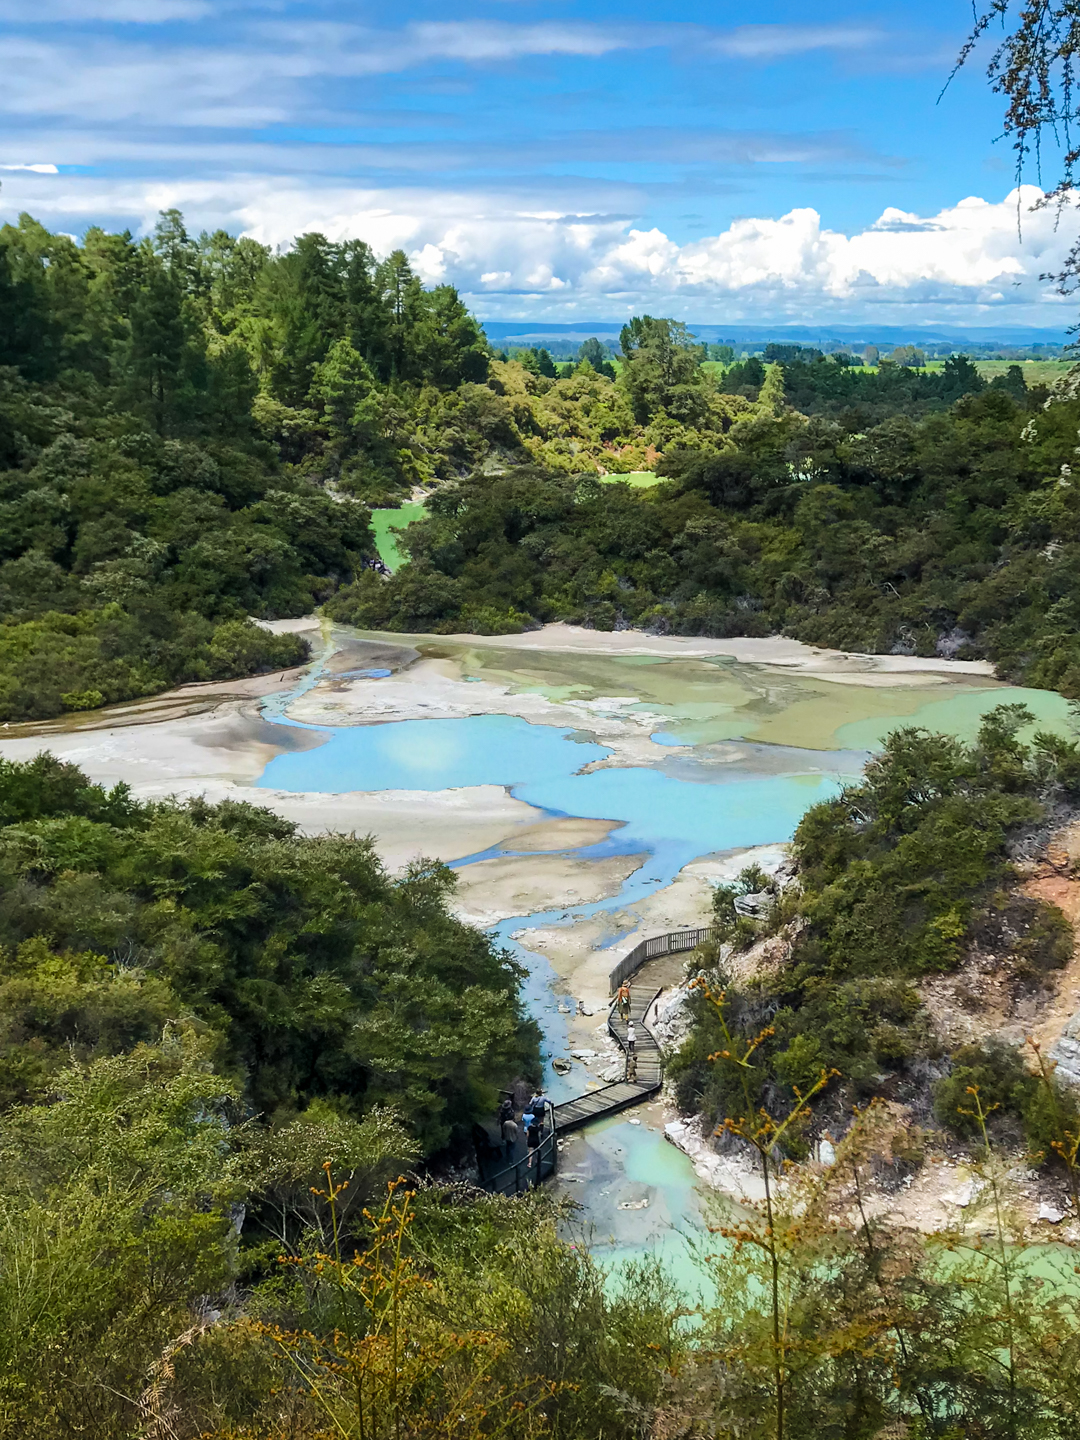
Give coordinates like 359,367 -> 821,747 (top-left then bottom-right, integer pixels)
480,320 -> 1073,348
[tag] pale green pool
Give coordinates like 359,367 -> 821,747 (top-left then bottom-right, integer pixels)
371,502 -> 426,570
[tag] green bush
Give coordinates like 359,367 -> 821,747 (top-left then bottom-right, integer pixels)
932,1041 -> 1037,1138
0,754 -> 540,1152
676,709 -> 1080,1132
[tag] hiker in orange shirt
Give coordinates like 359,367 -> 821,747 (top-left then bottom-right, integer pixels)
616,982 -> 631,1021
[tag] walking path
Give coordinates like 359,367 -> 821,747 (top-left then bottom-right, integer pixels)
551,984 -> 663,1131
476,983 -> 665,1195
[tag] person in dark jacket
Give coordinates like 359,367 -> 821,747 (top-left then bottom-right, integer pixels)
501,1113 -> 519,1158
526,1113 -> 543,1169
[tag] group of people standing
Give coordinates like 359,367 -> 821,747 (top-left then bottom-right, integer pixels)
498,1092 -> 550,1166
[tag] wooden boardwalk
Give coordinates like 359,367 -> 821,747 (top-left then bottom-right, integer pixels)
476,984 -> 664,1195
479,921 -> 716,1195
551,984 -> 663,1132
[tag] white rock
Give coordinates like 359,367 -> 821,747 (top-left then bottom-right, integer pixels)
663,1116 -> 767,1202
734,890 -> 773,918
627,1117 -> 641,1125
650,983 -> 695,1049
1038,1202 -> 1065,1224
1049,1013 -> 1080,1087
818,1139 -> 836,1167
942,1180 -> 975,1208
617,1197 -> 649,1210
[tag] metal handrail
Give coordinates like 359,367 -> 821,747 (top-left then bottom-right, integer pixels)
607,926 -> 716,994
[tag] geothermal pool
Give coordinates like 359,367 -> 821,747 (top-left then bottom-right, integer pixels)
250,639 -> 1074,1281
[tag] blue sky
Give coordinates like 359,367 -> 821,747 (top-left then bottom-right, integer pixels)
0,0 -> 1074,325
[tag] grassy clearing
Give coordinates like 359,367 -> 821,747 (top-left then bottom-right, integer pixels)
925,358 -> 1075,383
599,471 -> 660,488
701,358 -> 1075,384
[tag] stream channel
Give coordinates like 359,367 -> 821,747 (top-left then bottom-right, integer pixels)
252,635 -> 1076,1296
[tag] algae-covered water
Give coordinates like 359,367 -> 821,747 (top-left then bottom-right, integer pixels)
599,471 -> 660,488
371,502 -> 426,570
440,644 -> 1074,751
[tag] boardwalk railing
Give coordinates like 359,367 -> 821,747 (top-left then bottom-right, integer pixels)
607,926 -> 716,994
551,984 -> 663,1133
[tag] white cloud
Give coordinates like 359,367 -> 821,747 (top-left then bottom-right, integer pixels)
0,23 -> 646,129
0,20 -> 936,129
0,171 -> 1071,322
0,162 -> 57,172
239,183 -> 1080,320
708,25 -> 884,60
362,20 -> 633,66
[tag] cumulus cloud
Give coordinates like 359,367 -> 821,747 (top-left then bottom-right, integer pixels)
246,184 -> 1076,320
0,169 -> 1070,322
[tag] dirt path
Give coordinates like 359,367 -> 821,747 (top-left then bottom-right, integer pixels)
1024,860 -> 1080,1060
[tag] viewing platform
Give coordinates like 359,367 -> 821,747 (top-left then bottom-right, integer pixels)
475,924 -> 715,1194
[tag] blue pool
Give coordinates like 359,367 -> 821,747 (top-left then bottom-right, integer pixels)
257,712 -> 844,875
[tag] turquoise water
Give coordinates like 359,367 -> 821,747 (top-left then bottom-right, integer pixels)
836,684 -> 1074,750
257,714 -> 842,879
254,708 -> 845,1286
258,714 -> 609,793
561,1114 -> 714,1303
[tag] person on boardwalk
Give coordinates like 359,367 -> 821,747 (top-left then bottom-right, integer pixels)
526,1113 -> 543,1171
497,1096 -> 514,1125
500,1113 -> 518,1159
626,1019 -> 636,1057
626,1051 -> 638,1083
616,982 -> 632,1021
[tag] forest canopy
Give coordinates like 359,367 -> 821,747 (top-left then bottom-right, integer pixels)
327,372 -> 1080,697
0,751 -> 539,1152
7,205 -> 1075,716
0,209 -> 491,719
